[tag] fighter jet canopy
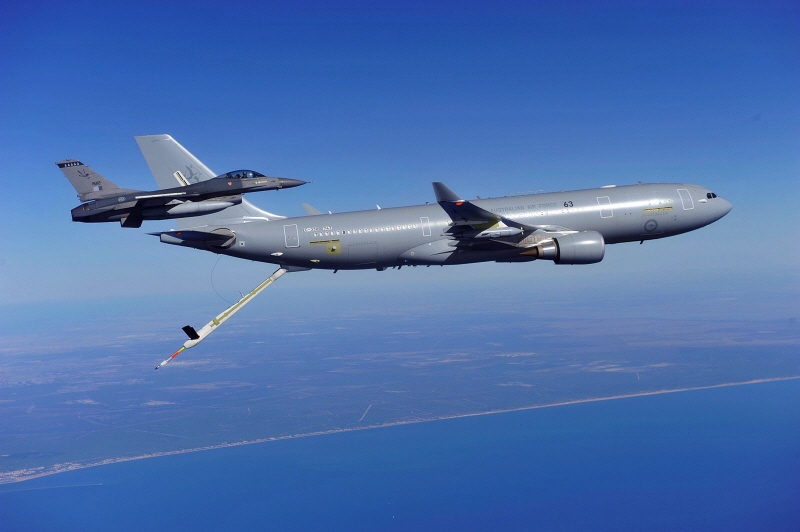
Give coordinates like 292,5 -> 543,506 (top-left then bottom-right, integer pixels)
215,170 -> 267,179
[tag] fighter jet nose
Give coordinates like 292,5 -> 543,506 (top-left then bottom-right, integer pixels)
280,178 -> 308,189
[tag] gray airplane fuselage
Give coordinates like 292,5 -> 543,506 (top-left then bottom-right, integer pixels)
192,183 -> 731,270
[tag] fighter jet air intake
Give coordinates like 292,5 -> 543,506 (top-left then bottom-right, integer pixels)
58,135 -> 732,368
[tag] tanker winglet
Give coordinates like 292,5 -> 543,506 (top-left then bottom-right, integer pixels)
433,181 -> 539,232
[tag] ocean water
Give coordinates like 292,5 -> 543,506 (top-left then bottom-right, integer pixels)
1,380 -> 798,531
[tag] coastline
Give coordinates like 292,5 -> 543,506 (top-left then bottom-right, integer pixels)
3,375 -> 798,486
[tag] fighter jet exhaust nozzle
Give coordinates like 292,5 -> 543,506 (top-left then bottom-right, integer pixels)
522,231 -> 605,265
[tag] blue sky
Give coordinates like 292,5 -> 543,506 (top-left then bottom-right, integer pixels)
0,2 -> 797,324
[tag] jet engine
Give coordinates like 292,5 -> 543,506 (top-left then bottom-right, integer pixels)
523,231 -> 605,264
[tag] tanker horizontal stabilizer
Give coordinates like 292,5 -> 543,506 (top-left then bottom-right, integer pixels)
150,229 -> 236,248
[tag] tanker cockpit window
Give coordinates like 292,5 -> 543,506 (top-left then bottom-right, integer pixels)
707,192 -> 718,199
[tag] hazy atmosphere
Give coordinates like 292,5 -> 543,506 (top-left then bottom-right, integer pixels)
1,2 -> 798,530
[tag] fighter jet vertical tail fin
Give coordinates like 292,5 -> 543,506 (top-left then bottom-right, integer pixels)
56,160 -> 138,202
134,134 -> 286,229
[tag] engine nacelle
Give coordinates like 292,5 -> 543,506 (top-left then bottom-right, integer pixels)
554,231 -> 605,264
525,231 -> 605,264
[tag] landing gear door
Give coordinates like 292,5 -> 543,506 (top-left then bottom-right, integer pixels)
283,224 -> 299,248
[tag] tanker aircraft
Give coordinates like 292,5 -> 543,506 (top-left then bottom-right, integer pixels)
58,134 -> 732,368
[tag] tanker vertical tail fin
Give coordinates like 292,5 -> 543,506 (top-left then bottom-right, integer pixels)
134,135 -> 284,228
135,135 -> 216,189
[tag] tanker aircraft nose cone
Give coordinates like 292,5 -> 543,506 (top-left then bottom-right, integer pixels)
720,198 -> 733,217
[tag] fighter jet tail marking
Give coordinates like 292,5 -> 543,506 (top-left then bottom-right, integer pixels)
57,160 -> 138,202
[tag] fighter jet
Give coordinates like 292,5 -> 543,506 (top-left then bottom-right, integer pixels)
58,134 -> 733,366
58,159 -> 306,228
